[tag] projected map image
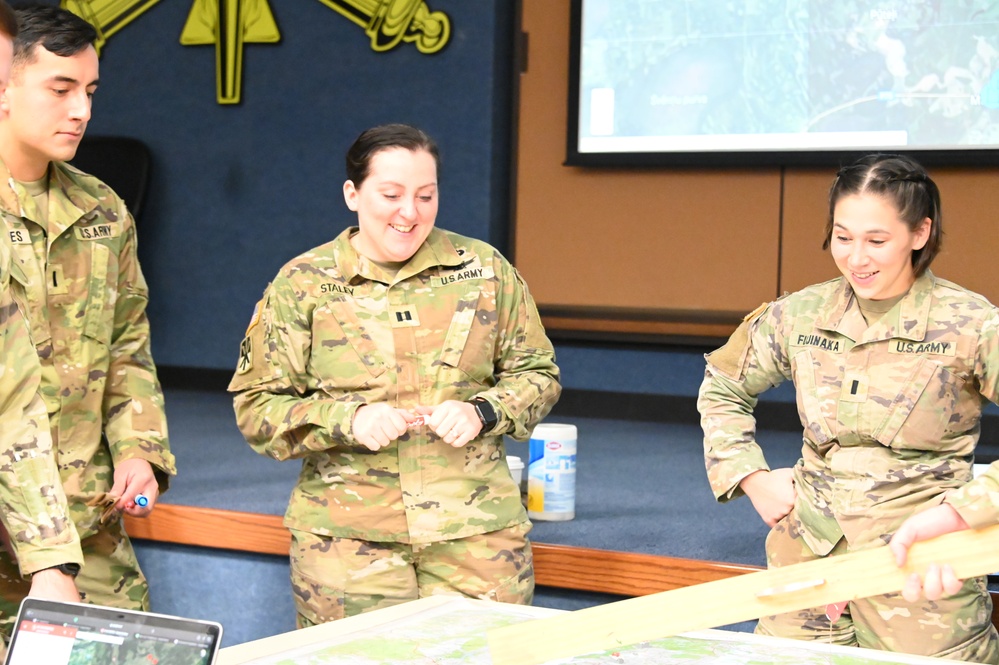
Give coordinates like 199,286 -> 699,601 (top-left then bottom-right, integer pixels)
578,0 -> 999,154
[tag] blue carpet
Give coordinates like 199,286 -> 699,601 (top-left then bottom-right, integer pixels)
140,387 -> 805,643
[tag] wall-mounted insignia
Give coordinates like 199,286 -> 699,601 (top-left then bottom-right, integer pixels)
62,0 -> 163,56
66,0 -> 451,106
316,0 -> 450,54
180,0 -> 281,104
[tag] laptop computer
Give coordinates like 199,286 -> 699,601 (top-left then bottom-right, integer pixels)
4,598 -> 222,665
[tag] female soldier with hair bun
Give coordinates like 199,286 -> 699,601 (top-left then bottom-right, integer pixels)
698,153 -> 999,661
230,123 -> 560,628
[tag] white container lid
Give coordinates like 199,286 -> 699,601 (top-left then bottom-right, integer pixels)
531,424 -> 577,439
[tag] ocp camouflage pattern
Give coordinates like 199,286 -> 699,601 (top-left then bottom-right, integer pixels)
230,227 -> 560,544
0,233 -> 81,577
0,158 -> 175,620
699,271 -> 999,554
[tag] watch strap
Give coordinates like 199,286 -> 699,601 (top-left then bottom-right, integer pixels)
469,397 -> 499,431
40,562 -> 80,578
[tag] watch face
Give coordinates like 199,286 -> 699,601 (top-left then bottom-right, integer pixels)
474,399 -> 497,428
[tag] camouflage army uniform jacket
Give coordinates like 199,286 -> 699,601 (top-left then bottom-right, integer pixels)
0,236 -> 82,575
699,271 -> 999,555
230,227 -> 561,544
0,158 -> 176,540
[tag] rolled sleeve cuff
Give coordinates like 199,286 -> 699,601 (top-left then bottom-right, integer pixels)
945,482 -> 999,530
17,543 -> 85,578
326,400 -> 365,450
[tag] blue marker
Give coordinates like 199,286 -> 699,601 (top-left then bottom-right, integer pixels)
134,494 -> 149,508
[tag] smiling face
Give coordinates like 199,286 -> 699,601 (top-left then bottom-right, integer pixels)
0,43 -> 99,180
343,146 -> 439,263
829,193 -> 931,301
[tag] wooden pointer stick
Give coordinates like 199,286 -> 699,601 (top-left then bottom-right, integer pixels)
488,523 -> 999,665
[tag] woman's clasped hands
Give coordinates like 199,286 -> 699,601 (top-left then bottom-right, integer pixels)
352,401 -> 484,451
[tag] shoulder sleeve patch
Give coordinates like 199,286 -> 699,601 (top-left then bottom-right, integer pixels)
706,319 -> 753,379
706,302 -> 773,380
229,318 -> 270,389
229,294 -> 274,390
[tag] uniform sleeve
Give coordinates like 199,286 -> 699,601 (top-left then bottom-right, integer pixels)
103,211 -> 176,489
0,283 -> 83,576
946,308 -> 999,527
697,302 -> 791,502
944,465 -> 999,529
228,279 -> 365,461
475,259 -> 561,441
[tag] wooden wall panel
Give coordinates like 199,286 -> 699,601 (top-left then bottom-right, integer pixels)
921,169 -> 999,304
779,170 -> 840,295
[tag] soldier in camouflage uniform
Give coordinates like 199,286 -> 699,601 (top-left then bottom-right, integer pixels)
230,124 -> 560,627
0,7 -> 175,637
698,153 -> 999,662
0,2 -> 84,633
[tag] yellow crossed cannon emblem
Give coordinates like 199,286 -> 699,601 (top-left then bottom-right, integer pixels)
317,0 -> 450,54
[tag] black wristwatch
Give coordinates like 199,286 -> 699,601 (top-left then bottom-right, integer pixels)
41,563 -> 80,578
468,397 -> 498,432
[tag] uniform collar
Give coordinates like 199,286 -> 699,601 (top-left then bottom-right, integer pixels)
48,161 -> 101,217
893,271 -> 935,341
0,156 -> 22,215
0,155 -> 100,228
817,272 -> 935,343
335,226 -> 462,284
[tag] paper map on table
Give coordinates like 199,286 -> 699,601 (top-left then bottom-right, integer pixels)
238,597 -> 949,665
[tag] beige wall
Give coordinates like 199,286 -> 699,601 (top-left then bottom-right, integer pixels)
515,1 -> 999,339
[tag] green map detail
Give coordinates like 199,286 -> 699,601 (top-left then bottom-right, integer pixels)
242,598 -> 949,665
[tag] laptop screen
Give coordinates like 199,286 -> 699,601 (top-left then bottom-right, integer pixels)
4,598 -> 222,665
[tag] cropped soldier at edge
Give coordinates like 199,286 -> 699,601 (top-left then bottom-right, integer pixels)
698,153 -> 999,662
0,6 -> 175,636
0,3 -> 82,636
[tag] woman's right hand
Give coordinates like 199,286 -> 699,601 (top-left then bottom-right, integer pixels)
890,503 -> 969,602
740,468 -> 796,527
352,404 -> 421,451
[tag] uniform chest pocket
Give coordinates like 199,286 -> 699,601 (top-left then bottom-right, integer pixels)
791,348 -> 838,445
81,243 -> 117,346
310,300 -> 387,391
873,356 -> 970,451
437,283 -> 497,386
